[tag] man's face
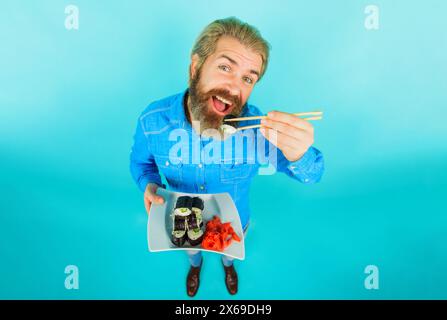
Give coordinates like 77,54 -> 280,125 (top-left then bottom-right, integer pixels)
189,36 -> 263,132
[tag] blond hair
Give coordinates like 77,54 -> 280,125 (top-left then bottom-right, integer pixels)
190,17 -> 270,82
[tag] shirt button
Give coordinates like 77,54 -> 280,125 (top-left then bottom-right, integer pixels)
304,178 -> 309,183
199,185 -> 204,190
165,161 -> 169,166
198,163 -> 203,168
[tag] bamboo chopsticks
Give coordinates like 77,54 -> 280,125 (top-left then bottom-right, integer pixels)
225,111 -> 323,132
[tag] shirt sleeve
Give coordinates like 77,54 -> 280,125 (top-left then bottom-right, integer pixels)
129,117 -> 164,192
275,146 -> 325,184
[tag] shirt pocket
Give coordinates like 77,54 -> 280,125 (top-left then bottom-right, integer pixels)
154,155 -> 183,184
220,158 -> 254,184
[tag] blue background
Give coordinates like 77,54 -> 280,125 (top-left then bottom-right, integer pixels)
1,0 -> 446,299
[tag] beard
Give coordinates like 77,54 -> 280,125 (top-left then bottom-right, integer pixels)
188,69 -> 245,133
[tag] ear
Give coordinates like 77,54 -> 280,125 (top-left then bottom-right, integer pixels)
190,54 -> 200,79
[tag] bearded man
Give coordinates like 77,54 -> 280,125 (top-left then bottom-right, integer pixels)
130,17 -> 324,297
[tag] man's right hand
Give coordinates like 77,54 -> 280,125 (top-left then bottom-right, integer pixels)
144,183 -> 165,215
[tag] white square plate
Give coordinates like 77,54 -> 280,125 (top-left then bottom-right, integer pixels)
147,188 -> 245,260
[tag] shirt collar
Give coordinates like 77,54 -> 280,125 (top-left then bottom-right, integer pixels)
164,88 -> 191,131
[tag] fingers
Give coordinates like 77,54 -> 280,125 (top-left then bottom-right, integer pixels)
260,127 -> 301,150
143,183 -> 165,215
145,191 -> 164,205
267,110 -> 313,131
146,183 -> 165,203
153,194 -> 164,204
144,195 -> 151,215
261,118 -> 307,141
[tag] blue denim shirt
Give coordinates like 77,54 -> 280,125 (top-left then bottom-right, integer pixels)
130,89 -> 324,229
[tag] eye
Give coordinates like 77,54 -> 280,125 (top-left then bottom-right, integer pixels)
243,76 -> 253,85
218,64 -> 231,72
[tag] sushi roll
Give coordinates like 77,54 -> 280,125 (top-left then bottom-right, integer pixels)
171,196 -> 193,247
220,115 -> 238,135
171,215 -> 187,246
192,197 -> 204,211
191,197 -> 204,229
174,196 -> 193,216
187,197 -> 204,246
187,228 -> 204,246
187,212 -> 199,230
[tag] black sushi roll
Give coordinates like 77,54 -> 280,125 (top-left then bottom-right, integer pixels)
191,197 -> 204,228
174,196 -> 193,216
171,232 -> 187,247
187,212 -> 199,230
173,215 -> 187,231
187,196 -> 204,245
171,196 -> 193,247
171,215 -> 187,247
187,231 -> 204,246
175,196 -> 193,210
192,197 -> 204,210
174,196 -> 186,208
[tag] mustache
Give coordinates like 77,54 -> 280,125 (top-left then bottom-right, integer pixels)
203,88 -> 242,109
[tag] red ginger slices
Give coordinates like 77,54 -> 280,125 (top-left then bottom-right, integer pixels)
201,216 -> 241,251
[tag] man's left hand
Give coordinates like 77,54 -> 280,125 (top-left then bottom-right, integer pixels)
260,111 -> 314,162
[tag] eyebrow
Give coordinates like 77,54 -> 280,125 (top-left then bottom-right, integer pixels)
218,54 -> 260,79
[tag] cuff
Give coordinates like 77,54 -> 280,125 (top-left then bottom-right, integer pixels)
139,176 -> 165,193
286,148 -> 317,177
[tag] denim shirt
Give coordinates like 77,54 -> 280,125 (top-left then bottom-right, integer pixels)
130,89 -> 324,229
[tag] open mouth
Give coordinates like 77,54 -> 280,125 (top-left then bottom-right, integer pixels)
210,95 -> 233,116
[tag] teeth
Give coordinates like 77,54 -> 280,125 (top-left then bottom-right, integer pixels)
215,95 -> 232,106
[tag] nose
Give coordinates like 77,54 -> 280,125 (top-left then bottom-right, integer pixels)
222,79 -> 241,98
